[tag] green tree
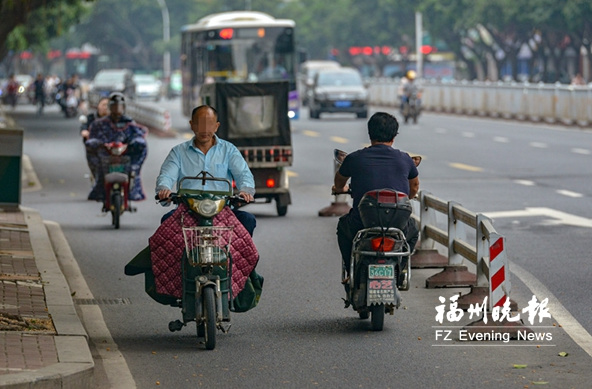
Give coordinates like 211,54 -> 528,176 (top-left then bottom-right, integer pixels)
0,0 -> 90,64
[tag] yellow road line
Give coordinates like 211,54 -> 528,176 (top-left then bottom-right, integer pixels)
449,162 -> 483,172
302,130 -> 320,137
330,136 -> 349,144
286,169 -> 298,177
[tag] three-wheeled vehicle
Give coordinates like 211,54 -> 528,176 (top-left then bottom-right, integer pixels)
199,81 -> 293,216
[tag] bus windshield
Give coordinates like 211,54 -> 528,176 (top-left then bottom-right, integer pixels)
198,27 -> 295,84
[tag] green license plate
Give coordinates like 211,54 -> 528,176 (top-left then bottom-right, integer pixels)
109,164 -> 126,173
369,264 -> 394,279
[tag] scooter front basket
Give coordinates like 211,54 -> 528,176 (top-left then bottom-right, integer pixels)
182,226 -> 233,266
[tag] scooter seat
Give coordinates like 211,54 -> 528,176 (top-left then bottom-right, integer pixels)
105,172 -> 129,184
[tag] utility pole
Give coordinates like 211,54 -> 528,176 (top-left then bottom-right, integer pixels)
415,12 -> 423,79
156,0 -> 171,81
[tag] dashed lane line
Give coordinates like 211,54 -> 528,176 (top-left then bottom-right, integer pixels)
494,136 -> 509,143
530,142 -> 548,148
302,130 -> 321,137
514,179 -> 536,186
330,136 -> 349,144
572,148 -> 591,155
449,162 -> 483,172
556,189 -> 584,198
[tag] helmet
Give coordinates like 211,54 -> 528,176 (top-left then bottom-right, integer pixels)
108,92 -> 126,106
406,70 -> 416,80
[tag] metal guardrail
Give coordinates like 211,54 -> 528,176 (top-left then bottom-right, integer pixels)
367,79 -> 592,126
412,190 -> 511,311
126,100 -> 171,133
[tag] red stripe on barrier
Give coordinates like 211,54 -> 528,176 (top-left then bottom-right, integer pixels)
489,237 -> 504,262
494,295 -> 507,307
491,266 -> 505,291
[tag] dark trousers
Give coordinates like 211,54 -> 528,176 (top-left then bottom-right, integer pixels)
86,139 -> 147,201
337,214 -> 419,275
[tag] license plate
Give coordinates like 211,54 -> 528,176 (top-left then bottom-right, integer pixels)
335,100 -> 352,108
369,265 -> 394,279
109,164 -> 126,173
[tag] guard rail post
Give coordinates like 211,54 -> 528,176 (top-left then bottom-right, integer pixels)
456,214 -> 516,311
462,219 -> 528,338
425,201 -> 477,288
318,157 -> 351,217
410,191 -> 448,268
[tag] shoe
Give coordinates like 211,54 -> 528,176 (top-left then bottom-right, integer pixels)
87,191 -> 104,201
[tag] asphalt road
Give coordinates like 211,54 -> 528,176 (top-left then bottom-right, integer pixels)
12,100 -> 592,388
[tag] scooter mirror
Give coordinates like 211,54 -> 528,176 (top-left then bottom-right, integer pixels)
412,155 -> 422,167
334,149 -> 348,165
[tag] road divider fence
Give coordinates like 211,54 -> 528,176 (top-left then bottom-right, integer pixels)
411,191 -> 517,312
126,100 -> 172,134
367,78 -> 592,126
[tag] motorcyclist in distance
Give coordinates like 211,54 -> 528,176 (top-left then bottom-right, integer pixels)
401,70 -> 421,110
85,92 -> 148,201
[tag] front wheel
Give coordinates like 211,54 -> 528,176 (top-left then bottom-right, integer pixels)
370,304 -> 385,331
111,193 -> 122,229
202,286 -> 217,350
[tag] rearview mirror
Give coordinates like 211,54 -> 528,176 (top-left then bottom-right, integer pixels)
410,155 -> 422,167
334,149 -> 348,165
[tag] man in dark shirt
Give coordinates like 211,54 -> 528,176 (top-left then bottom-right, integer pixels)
332,111 -> 419,280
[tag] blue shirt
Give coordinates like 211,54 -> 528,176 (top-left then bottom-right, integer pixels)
156,135 -> 255,195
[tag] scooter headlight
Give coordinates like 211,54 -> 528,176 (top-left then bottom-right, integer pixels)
187,198 -> 225,217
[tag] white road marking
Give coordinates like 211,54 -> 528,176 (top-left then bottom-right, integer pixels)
514,180 -> 535,186
462,132 -> 475,138
556,189 -> 584,198
484,207 -> 592,228
435,128 -> 447,134
572,148 -> 591,155
530,142 -> 548,148
510,262 -> 592,359
494,136 -> 509,143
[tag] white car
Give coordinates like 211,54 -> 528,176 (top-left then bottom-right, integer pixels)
133,74 -> 162,101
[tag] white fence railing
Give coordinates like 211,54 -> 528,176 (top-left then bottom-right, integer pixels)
367,79 -> 592,127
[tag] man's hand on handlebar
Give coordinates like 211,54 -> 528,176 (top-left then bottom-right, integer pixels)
157,189 -> 172,202
331,184 -> 350,195
238,191 -> 254,203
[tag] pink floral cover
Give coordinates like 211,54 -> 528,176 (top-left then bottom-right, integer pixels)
149,204 -> 259,298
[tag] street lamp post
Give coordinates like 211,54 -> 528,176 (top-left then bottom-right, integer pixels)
156,0 -> 171,81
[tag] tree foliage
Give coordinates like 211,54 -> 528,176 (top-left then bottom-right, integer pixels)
0,0 -> 90,62
2,0 -> 591,81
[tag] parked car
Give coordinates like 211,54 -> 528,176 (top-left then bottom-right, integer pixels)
133,74 -> 162,101
88,69 -> 135,106
308,67 -> 368,119
298,60 -> 341,106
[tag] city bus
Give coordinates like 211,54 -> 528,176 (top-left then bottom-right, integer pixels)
180,11 -> 299,119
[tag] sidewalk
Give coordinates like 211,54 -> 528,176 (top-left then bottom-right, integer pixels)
0,207 -> 93,388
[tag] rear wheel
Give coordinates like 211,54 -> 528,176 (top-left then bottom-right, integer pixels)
370,304 -> 385,331
202,287 -> 217,350
276,201 -> 288,217
111,193 -> 121,229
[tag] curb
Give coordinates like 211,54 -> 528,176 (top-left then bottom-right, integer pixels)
0,208 -> 94,389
